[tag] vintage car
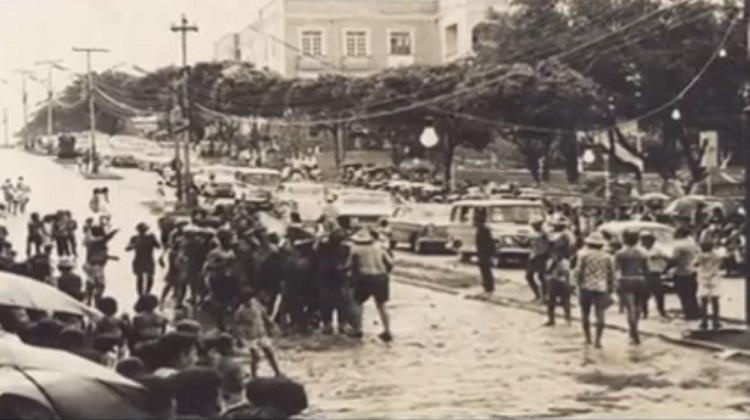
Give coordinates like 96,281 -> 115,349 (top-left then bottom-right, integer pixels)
447,199 -> 546,266
235,167 -> 282,192
389,203 -> 452,253
597,221 -> 677,255
194,166 -> 241,199
109,154 -> 140,168
276,182 -> 326,222
335,189 -> 394,228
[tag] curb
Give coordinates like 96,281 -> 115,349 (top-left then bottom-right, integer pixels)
394,275 -> 750,358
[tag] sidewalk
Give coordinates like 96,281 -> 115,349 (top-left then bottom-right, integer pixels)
394,259 -> 750,354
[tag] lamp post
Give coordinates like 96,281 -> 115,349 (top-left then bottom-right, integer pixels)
419,122 -> 443,189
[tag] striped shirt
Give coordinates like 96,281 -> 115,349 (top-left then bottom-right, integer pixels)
575,249 -> 614,293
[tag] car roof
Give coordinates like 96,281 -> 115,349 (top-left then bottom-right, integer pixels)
598,221 -> 674,232
451,199 -> 543,207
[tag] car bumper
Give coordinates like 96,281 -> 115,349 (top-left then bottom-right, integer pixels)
417,237 -> 449,247
496,248 -> 531,259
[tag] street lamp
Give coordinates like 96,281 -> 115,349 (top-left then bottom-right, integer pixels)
671,108 -> 682,121
582,148 -> 596,164
719,48 -> 728,58
419,125 -> 439,149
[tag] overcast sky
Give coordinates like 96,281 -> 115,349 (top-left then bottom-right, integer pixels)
0,0 -> 258,132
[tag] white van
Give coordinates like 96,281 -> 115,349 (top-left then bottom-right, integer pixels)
447,199 -> 545,265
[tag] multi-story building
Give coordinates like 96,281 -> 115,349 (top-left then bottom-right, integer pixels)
214,32 -> 242,62
217,0 -> 512,78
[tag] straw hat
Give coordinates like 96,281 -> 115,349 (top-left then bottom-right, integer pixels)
350,228 -> 374,244
584,232 -> 606,247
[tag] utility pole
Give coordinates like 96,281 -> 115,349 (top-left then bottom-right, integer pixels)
743,0 -> 750,325
13,70 -> 33,150
171,14 -> 198,207
0,79 -> 8,148
34,59 -> 63,137
73,47 -> 109,174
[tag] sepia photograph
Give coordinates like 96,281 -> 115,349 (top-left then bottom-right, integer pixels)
0,0 -> 749,418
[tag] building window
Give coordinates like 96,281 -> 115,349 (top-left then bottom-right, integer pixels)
445,24 -> 458,58
301,30 -> 323,56
389,31 -> 413,56
344,30 -> 368,57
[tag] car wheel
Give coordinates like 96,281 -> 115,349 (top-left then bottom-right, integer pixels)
459,253 -> 472,263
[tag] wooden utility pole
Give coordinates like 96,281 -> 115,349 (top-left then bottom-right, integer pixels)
73,47 -> 109,174
171,14 -> 198,207
743,0 -> 750,325
34,59 -> 64,137
0,79 -> 8,147
13,70 -> 33,150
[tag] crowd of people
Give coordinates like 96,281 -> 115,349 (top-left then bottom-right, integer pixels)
471,194 -> 746,349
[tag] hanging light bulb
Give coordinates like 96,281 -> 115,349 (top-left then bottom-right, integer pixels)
420,126 -> 439,149
719,48 -> 728,58
671,108 -> 682,121
582,149 -> 596,164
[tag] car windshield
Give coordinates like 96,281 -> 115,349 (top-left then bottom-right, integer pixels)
284,185 -> 324,196
339,191 -> 391,207
238,172 -> 281,187
611,225 -> 674,243
415,205 -> 451,221
489,205 -> 543,224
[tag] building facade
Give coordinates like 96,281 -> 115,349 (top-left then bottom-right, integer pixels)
217,0 -> 512,78
214,32 -> 242,61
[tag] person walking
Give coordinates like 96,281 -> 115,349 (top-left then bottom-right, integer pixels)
671,227 -> 702,320
613,229 -> 649,346
575,232 -> 614,349
696,239 -> 722,330
526,218 -> 549,302
126,222 -> 161,297
639,231 -> 669,318
349,228 -> 394,342
475,208 -> 496,296
543,237 -> 572,326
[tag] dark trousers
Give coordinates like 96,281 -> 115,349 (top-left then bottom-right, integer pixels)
674,273 -> 701,320
478,257 -> 495,293
546,280 -> 571,323
525,255 -> 547,300
319,284 -> 350,331
55,237 -> 71,257
643,273 -> 667,318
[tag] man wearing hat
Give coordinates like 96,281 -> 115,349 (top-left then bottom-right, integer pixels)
575,232 -> 614,348
526,217 -> 549,302
349,228 -> 394,342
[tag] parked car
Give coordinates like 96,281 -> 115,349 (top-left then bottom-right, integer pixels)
389,203 -> 452,253
447,199 -> 545,266
276,182 -> 326,222
335,189 -> 394,229
109,155 -> 139,168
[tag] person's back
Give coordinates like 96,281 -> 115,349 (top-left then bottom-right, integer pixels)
57,271 -> 83,300
351,242 -> 390,277
614,246 -> 648,281
133,311 -> 167,341
577,248 -> 614,292
673,236 -> 699,276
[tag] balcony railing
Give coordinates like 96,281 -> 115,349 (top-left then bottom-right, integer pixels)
341,55 -> 375,71
296,55 -> 329,71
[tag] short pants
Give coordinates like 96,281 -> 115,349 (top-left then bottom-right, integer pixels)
354,274 -> 390,305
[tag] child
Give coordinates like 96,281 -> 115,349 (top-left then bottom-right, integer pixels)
234,290 -> 281,378
696,239 -> 722,330
56,258 -> 84,301
132,294 -> 168,347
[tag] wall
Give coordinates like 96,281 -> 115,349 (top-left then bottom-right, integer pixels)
283,0 -> 440,77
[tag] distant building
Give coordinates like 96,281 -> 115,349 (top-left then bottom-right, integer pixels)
216,0 -> 512,78
214,32 -> 242,61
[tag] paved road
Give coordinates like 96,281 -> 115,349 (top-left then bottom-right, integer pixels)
4,150 -> 750,418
